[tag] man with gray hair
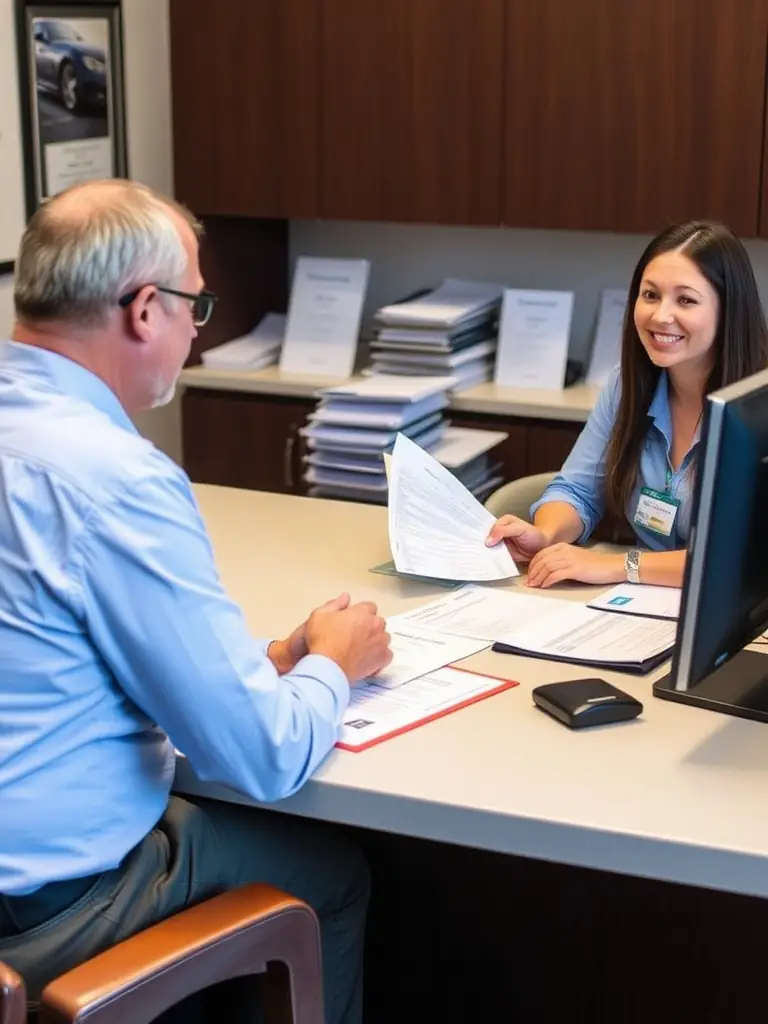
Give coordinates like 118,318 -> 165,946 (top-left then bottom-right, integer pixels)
0,179 -> 392,1023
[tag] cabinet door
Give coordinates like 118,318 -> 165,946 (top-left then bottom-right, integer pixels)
182,391 -> 312,494
320,0 -> 504,224
448,412 -> 530,483
526,421 -> 581,476
504,0 -> 768,235
170,0 -> 318,217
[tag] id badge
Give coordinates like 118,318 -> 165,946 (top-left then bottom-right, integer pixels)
633,487 -> 679,537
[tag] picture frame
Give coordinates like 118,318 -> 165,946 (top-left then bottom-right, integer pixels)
14,0 -> 128,217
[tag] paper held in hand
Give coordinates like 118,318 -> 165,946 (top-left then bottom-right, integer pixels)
387,432 -> 519,582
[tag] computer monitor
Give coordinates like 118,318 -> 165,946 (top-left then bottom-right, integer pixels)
654,367 -> 768,721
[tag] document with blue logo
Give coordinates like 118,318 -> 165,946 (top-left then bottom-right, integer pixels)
587,583 -> 681,621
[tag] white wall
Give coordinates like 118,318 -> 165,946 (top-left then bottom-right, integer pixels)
291,220 -> 768,365
120,0 -> 181,461
0,276 -> 13,336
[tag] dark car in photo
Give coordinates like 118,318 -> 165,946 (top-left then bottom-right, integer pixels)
32,19 -> 107,113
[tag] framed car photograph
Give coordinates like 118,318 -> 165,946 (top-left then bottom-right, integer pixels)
15,1 -> 128,215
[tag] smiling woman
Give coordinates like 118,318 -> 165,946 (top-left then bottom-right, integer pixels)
486,220 -> 768,591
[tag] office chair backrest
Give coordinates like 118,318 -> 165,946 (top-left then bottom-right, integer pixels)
484,472 -> 557,521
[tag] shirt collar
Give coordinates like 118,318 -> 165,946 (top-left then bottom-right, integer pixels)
0,340 -> 138,434
647,369 -> 702,449
647,370 -> 670,432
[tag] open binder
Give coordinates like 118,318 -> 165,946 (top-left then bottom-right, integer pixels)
491,640 -> 674,675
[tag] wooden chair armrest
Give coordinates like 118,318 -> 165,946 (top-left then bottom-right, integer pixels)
0,960 -> 26,1024
39,883 -> 323,1024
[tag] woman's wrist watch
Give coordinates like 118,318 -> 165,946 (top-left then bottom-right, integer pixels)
625,548 -> 641,584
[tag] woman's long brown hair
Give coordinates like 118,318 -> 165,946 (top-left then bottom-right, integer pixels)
603,220 -> 768,522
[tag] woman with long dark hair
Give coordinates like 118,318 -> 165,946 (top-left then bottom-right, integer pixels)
487,220 -> 768,588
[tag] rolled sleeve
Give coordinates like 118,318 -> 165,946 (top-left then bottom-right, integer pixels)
530,367 -> 621,542
75,470 -> 350,803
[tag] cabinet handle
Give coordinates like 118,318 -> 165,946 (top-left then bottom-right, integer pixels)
284,434 -> 295,490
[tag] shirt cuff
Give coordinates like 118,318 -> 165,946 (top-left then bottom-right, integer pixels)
288,653 -> 351,721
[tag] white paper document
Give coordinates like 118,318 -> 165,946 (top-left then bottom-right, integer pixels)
280,257 -> 370,377
321,375 -> 455,404
302,412 -> 444,450
375,279 -> 504,328
587,289 -> 628,385
388,433 -> 519,582
338,666 -> 514,751
495,289 -> 574,390
201,313 -> 286,370
370,625 -> 490,689
587,584 -> 682,621
309,393 -> 448,429
390,584 -> 553,641
495,602 -> 677,670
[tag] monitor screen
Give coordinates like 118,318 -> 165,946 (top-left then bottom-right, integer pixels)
659,367 -> 768,713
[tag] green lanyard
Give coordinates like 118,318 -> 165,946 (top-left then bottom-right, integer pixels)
665,469 -> 673,495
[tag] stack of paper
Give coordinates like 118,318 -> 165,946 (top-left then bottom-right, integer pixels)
301,379 -> 508,504
302,376 -> 452,502
391,584 -> 677,675
201,313 -> 285,371
367,279 -> 503,391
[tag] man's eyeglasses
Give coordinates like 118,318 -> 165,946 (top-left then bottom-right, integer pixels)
119,286 -> 218,327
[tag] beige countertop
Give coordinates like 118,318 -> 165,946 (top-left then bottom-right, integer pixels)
179,365 -> 600,423
174,486 -> 768,899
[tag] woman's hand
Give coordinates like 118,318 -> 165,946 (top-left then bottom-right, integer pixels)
485,515 -> 551,564
525,545 -> 625,589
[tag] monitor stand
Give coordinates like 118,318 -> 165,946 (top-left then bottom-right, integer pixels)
654,649 -> 768,723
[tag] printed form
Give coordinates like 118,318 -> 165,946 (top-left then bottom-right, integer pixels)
388,433 -> 519,582
389,584 -> 550,641
390,584 -> 676,668
339,666 -> 516,751
371,625 -> 489,689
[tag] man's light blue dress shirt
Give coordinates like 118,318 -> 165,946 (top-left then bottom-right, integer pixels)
531,366 -> 699,549
0,341 -> 349,895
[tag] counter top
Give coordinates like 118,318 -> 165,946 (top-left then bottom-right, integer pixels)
179,365 -> 599,423
174,485 -> 768,899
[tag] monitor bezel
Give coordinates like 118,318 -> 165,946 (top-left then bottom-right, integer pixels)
670,367 -> 768,692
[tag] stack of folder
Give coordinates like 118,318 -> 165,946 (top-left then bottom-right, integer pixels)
367,278 -> 503,391
301,376 -> 506,504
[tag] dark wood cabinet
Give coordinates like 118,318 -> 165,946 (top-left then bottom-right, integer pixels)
182,390 -> 313,494
319,0 -> 505,224
169,0 -> 768,235
503,0 -> 768,235
182,390 -> 584,496
450,411 -> 581,480
169,0 -> 319,217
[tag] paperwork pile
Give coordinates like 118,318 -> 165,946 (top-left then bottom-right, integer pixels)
200,313 -> 285,371
367,278 -> 502,391
302,378 -> 507,504
302,375 -> 451,503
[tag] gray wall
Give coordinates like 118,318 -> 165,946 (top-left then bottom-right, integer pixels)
291,220 -> 768,365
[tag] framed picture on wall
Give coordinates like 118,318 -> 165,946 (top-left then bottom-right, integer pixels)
15,0 -> 128,216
